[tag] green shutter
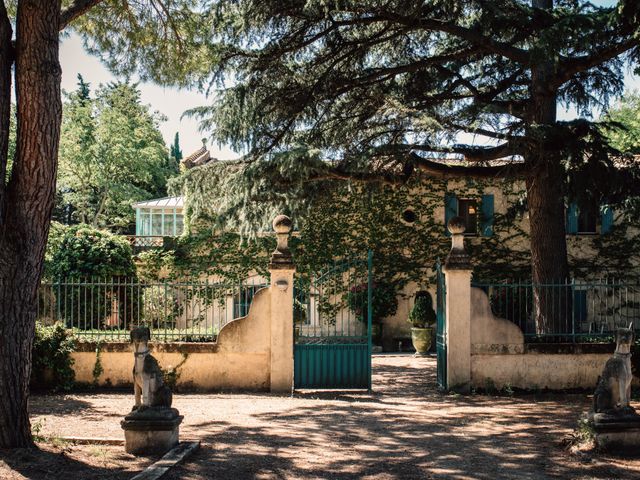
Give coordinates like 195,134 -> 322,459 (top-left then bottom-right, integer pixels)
600,205 -> 614,234
480,194 -> 494,237
566,203 -> 578,235
444,193 -> 458,236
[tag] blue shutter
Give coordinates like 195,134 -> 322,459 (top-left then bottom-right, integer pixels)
566,203 -> 578,235
480,194 -> 494,237
600,205 -> 614,234
444,193 -> 458,236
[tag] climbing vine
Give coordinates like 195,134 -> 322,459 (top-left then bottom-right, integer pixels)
148,170 -> 640,294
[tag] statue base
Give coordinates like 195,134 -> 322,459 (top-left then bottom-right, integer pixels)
121,407 -> 183,455
592,410 -> 640,453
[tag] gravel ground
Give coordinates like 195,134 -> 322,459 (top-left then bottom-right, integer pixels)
0,443 -> 155,479
22,354 -> 640,479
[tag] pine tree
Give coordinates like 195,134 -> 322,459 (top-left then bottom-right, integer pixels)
0,0 -> 203,448
170,131 -> 183,163
186,0 -> 640,334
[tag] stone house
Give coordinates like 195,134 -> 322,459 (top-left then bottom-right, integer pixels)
127,146 -> 638,351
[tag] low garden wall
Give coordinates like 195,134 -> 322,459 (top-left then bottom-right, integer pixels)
469,287 -> 638,390
72,288 -> 273,391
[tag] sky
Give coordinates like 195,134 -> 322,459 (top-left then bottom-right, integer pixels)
59,4 -> 639,158
59,33 -> 238,160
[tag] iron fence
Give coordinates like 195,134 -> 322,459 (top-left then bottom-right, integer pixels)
37,276 -> 268,342
471,278 -> 640,342
293,256 -> 371,343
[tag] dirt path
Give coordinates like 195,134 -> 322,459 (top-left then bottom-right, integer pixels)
27,355 -> 640,479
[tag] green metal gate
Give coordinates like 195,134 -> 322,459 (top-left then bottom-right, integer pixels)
293,252 -> 372,389
435,259 -> 447,389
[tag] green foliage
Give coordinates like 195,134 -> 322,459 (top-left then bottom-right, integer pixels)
170,132 -> 183,162
143,285 -> 180,329
604,91 -> 640,154
31,323 -> 76,392
408,291 -> 436,329
57,77 -> 178,230
92,342 -> 104,386
49,225 -> 138,329
345,281 -> 398,325
177,0 -> 639,226
50,225 -> 135,279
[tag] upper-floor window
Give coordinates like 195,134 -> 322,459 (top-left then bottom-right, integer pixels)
566,202 -> 613,235
444,193 -> 494,237
457,199 -> 478,235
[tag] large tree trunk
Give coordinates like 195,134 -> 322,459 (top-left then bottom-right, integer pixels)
0,0 -> 62,448
527,0 -> 571,335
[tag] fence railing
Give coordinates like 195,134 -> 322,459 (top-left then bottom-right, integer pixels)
37,276 -> 268,342
471,279 -> 640,342
293,257 -> 370,342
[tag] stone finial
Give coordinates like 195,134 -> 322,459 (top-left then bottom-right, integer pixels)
270,214 -> 294,268
444,216 -> 471,270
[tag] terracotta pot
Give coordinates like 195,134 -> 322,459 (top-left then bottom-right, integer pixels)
411,327 -> 433,355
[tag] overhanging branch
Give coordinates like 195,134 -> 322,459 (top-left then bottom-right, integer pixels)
60,0 -> 103,30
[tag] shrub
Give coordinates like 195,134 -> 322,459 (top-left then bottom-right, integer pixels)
408,291 -> 436,328
49,225 -> 138,329
31,322 -> 76,392
345,281 -> 398,324
50,224 -> 135,278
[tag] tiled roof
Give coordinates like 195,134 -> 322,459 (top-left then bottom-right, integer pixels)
182,144 -> 216,168
132,196 -> 184,209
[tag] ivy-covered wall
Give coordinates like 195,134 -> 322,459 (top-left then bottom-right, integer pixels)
139,175 -> 640,348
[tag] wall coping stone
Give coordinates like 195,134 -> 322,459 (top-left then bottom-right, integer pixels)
74,341 -> 219,354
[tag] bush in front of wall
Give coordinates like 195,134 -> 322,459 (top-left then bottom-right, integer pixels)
31,322 -> 76,392
48,225 -> 139,330
408,291 -> 437,328
345,281 -> 398,324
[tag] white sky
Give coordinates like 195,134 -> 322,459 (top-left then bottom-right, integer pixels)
60,33 -> 239,160
60,7 -> 640,158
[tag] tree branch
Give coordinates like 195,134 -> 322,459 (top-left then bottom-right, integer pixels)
60,0 -> 103,30
553,37 -> 640,87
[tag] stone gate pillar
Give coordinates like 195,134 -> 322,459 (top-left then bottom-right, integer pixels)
268,215 -> 295,393
443,217 -> 473,393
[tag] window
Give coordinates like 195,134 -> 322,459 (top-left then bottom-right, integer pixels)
457,199 -> 478,235
445,193 -> 494,237
136,208 -> 184,237
566,202 -> 613,235
577,205 -> 597,234
402,208 -> 417,224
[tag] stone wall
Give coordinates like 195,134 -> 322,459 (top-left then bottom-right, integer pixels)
468,286 -> 638,390
71,287 -> 273,391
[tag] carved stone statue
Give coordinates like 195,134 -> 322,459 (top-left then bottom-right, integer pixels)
593,326 -> 635,414
121,326 -> 183,455
130,326 -> 172,410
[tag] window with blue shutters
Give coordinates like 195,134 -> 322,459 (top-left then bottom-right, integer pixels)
566,202 -> 614,235
444,193 -> 494,237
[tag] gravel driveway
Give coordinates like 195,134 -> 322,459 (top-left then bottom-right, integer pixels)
29,354 -> 640,479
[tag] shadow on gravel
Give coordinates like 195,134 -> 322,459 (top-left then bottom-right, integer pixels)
163,356 -> 636,480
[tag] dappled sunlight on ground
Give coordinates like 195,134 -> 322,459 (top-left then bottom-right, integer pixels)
29,355 -> 640,479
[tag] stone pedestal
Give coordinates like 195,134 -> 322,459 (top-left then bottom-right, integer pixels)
592,411 -> 640,453
121,407 -> 183,455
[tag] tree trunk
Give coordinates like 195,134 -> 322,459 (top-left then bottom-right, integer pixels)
526,0 -> 571,335
0,0 -> 62,448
